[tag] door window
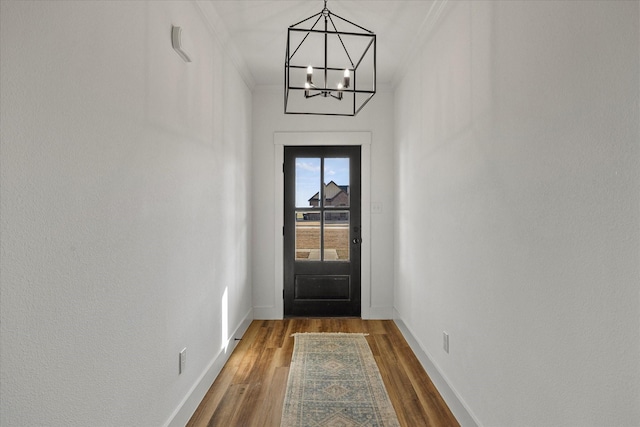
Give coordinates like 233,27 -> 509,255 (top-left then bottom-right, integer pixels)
294,156 -> 351,262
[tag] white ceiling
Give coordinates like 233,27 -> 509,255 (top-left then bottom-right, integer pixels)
206,0 -> 438,87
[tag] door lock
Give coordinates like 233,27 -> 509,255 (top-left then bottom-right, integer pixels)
352,237 -> 362,244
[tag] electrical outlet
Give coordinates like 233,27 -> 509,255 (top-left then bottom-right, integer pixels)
179,348 -> 187,374
443,332 -> 449,354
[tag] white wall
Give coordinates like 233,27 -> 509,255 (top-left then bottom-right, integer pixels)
0,1 -> 253,426
394,1 -> 639,426
252,85 -> 395,319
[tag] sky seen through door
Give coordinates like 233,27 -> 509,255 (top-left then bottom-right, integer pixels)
295,158 -> 349,207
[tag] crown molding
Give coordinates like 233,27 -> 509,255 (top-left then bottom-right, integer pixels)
391,0 -> 452,88
194,0 -> 256,91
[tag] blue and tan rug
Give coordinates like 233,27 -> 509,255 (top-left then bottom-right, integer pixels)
281,333 -> 401,427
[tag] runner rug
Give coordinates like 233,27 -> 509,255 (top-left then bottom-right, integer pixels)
281,333 -> 400,427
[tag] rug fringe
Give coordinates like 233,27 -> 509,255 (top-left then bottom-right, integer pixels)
290,332 -> 369,337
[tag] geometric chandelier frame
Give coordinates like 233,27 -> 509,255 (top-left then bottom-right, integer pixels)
284,0 -> 376,116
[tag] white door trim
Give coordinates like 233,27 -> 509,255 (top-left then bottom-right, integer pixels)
273,131 -> 372,319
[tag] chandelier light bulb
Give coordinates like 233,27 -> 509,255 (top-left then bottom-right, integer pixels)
343,69 -> 350,88
306,66 -> 314,84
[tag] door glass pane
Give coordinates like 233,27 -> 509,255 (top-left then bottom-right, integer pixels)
324,211 -> 350,261
296,158 -> 321,208
295,211 -> 320,260
324,158 -> 349,207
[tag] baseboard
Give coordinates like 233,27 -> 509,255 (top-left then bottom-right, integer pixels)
164,308 -> 254,427
393,312 -> 480,427
253,306 -> 282,320
364,306 -> 394,319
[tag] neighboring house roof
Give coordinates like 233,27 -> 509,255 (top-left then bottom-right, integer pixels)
308,181 -> 349,204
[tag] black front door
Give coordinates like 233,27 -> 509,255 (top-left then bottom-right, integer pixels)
284,146 -> 362,317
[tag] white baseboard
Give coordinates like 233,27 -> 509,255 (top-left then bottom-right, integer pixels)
253,306 -> 282,320
393,312 -> 480,427
164,308 -> 254,427
364,306 -> 394,319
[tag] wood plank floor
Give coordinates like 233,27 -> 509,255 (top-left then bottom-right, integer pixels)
187,319 -> 459,427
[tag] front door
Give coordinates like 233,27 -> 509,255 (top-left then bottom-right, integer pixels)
284,146 -> 362,317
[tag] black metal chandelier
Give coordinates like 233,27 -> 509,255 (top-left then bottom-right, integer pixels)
284,0 -> 376,116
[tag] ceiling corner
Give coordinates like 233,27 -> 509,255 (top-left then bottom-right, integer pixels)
194,0 -> 257,91
391,0 -> 452,88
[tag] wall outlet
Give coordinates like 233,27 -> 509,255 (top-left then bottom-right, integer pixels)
179,348 -> 187,374
443,332 -> 449,354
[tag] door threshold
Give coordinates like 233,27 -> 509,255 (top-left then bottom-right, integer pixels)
284,316 -> 362,319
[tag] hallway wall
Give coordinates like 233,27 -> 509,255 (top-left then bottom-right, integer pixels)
0,1 -> 253,426
393,1 -> 639,425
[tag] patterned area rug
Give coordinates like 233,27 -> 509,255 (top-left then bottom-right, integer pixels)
281,333 -> 400,427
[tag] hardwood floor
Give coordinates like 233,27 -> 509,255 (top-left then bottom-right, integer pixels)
187,319 -> 459,427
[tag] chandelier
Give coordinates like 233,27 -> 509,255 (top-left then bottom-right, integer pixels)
284,0 -> 376,116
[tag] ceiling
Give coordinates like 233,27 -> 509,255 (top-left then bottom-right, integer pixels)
206,0 -> 438,87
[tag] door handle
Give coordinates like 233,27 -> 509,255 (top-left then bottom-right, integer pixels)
352,237 -> 362,244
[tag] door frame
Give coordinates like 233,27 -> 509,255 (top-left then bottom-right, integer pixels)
273,131 -> 371,319
284,145 -> 362,317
